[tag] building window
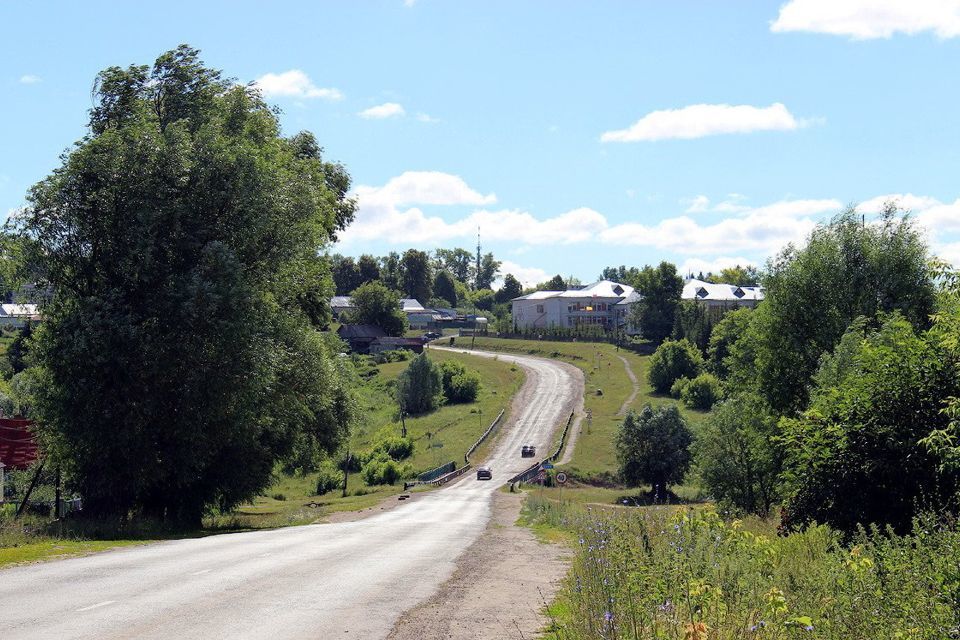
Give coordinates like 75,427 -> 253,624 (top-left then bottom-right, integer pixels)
536,304 -> 544,313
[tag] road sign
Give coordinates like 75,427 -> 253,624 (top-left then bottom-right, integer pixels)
542,462 -> 554,470
556,472 -> 568,484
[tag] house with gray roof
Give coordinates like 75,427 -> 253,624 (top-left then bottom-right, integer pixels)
510,280 -> 641,334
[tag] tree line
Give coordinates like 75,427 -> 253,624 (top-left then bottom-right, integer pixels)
617,205 -> 960,536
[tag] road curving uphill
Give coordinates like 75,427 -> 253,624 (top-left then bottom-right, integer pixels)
0,348 -> 582,640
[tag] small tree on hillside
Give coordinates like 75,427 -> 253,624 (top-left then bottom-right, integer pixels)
648,338 -> 703,394
694,393 -> 780,516
349,281 -> 407,336
495,273 -> 523,305
616,405 -> 692,498
396,353 -> 443,415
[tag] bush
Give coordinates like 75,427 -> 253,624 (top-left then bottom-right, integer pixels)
361,454 -> 410,486
315,460 -> 344,495
680,372 -> 721,410
373,436 -> 414,461
648,338 -> 703,394
438,360 -> 481,403
669,376 -> 690,399
373,349 -> 411,364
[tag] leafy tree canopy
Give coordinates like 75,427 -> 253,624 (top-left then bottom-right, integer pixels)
349,281 -> 407,336
630,262 -> 683,345
779,314 -> 960,534
648,338 -> 704,395
19,45 -> 358,526
616,405 -> 693,494
753,206 -> 935,413
400,249 -> 433,302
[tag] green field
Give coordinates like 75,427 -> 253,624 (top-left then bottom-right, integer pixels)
457,337 -> 704,479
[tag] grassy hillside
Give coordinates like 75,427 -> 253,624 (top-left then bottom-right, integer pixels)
460,337 -> 705,480
218,347 -> 524,529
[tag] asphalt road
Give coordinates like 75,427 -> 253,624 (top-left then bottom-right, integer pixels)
0,348 -> 581,640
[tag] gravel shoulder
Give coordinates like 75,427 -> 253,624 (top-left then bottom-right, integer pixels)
387,490 -> 569,640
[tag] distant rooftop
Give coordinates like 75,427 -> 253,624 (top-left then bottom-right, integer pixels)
682,278 -> 764,302
511,280 -> 635,302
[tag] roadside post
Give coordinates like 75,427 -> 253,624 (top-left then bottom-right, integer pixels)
0,461 -> 4,504
556,471 -> 567,503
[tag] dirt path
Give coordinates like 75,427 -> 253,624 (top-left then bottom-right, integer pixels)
387,490 -> 569,640
616,354 -> 640,416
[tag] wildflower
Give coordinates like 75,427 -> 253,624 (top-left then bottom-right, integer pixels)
604,611 -> 613,622
683,621 -> 709,640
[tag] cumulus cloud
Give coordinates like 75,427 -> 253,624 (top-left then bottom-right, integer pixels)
254,70 -> 342,100
678,256 -> 759,278
359,102 -> 406,119
599,198 -> 842,255
771,0 -> 960,39
496,261 -> 551,289
340,172 -> 609,247
601,103 -> 805,142
355,171 -> 496,207
19,75 -> 41,84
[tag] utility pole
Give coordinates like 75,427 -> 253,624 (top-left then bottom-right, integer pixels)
475,226 -> 481,290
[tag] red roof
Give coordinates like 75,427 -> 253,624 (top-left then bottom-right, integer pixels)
0,418 -> 38,470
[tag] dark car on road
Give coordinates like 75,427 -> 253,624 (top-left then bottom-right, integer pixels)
521,445 -> 536,458
421,331 -> 442,342
476,466 -> 492,480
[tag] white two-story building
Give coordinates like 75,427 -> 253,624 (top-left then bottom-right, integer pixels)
510,280 -> 640,334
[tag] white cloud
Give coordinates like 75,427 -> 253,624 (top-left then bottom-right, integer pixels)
19,75 -> 41,84
599,198 -> 842,255
416,112 -> 439,123
601,103 -> 805,142
254,70 -> 342,100
341,172 -> 608,247
684,195 -> 712,213
771,0 -> 960,39
497,261 -> 551,289
678,256 -> 759,278
355,171 -> 496,207
359,102 -> 406,119
936,241 -> 960,267
404,0 -> 416,6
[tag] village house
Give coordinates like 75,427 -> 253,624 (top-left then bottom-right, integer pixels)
0,304 -> 40,327
510,280 -> 640,334
681,278 -> 764,318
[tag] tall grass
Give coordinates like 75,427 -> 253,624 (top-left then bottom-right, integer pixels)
525,496 -> 960,639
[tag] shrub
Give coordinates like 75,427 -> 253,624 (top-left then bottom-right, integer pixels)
315,460 -> 344,494
361,454 -> 409,486
648,338 -> 703,394
694,392 -> 780,516
680,372 -> 721,410
373,436 -> 414,461
669,376 -> 690,399
438,360 -> 481,403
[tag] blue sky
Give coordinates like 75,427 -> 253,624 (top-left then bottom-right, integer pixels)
3,1 -> 960,286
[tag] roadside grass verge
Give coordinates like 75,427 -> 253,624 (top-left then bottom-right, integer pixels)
211,347 -> 523,529
0,349 -> 524,565
523,494 -> 960,639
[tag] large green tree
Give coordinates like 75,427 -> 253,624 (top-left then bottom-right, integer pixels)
396,353 -> 443,415
474,252 -> 501,290
400,249 -> 433,302
19,46 -> 356,526
349,281 -> 407,336
779,314 -> 960,534
754,207 -> 935,413
494,273 -> 523,305
433,270 -> 458,307
630,262 -> 683,344
616,405 -> 692,497
433,248 -> 473,283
